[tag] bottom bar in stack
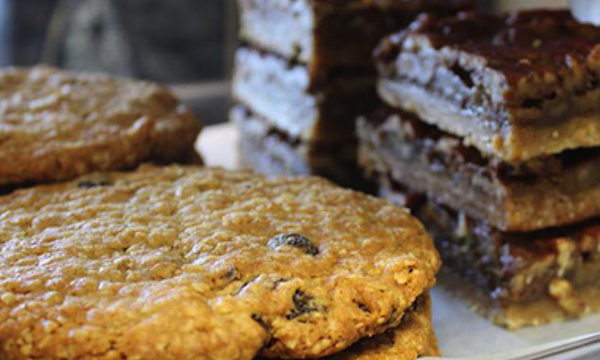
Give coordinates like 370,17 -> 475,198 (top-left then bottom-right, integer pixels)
358,109 -> 600,329
397,187 -> 600,330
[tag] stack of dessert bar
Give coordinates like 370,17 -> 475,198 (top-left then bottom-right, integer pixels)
359,9 -> 600,329
232,0 -> 467,187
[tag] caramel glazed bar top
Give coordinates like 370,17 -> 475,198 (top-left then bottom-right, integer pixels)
376,10 -> 600,163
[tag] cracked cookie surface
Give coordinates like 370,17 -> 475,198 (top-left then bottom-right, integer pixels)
0,165 -> 439,360
0,66 -> 201,187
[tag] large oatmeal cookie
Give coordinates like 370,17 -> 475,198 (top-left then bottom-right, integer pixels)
0,165 -> 439,359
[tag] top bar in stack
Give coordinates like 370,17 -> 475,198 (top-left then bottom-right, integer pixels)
239,0 -> 471,86
376,10 -> 600,162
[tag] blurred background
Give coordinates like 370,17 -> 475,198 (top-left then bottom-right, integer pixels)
0,0 -> 569,124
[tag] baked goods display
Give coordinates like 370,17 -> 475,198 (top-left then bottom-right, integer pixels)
0,164 -> 440,360
359,9 -> 600,329
2,2 -> 600,359
0,66 -> 202,190
233,0 -> 469,188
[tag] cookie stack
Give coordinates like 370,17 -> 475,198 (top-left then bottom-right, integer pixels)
359,9 -> 600,329
232,0 -> 468,188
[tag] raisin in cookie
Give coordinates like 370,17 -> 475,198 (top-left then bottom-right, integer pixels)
0,66 -> 201,187
0,165 -> 439,360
